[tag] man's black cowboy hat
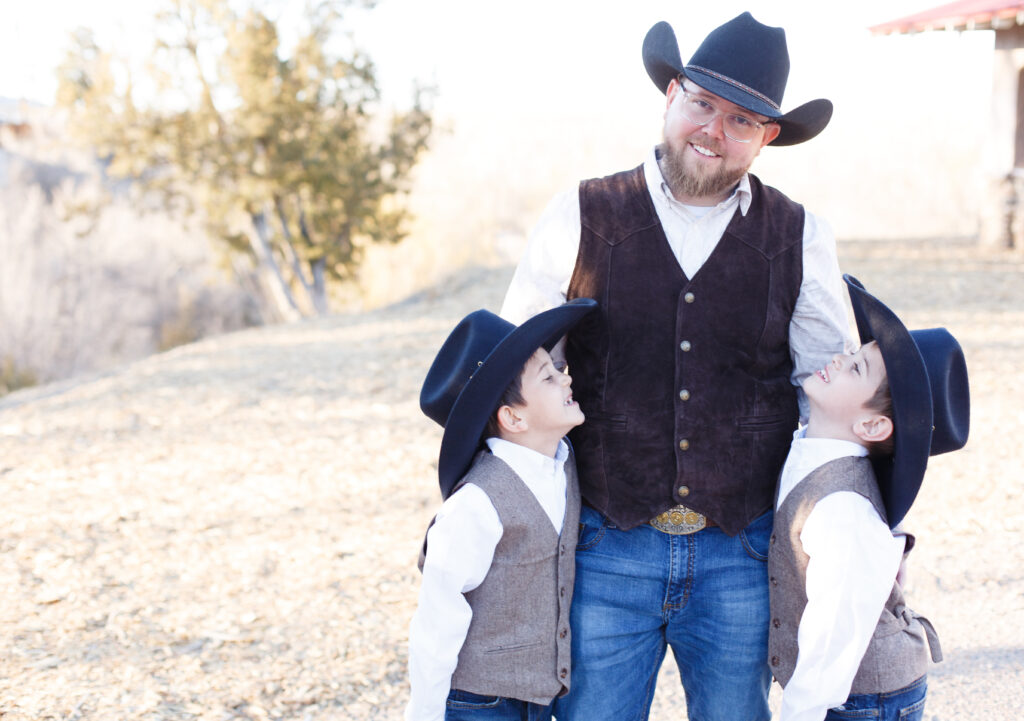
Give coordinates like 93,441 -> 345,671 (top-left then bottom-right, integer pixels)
420,299 -> 598,499
844,275 -> 970,528
642,12 -> 833,146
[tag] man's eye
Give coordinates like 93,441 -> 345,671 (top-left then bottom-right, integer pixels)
731,115 -> 754,128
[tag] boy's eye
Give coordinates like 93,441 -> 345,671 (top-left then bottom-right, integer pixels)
852,362 -> 860,375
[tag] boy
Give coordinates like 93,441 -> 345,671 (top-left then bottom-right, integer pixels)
768,275 -> 970,721
407,298 -> 597,721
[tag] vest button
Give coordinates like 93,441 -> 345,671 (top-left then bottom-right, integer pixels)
680,340 -> 691,352
560,587 -> 565,597
678,389 -> 690,401
560,668 -> 568,679
684,292 -> 695,303
560,544 -> 566,556
770,576 -> 778,587
771,656 -> 780,666
678,485 -> 690,497
770,534 -> 777,545
773,618 -> 781,629
560,628 -> 568,639
678,439 -> 690,451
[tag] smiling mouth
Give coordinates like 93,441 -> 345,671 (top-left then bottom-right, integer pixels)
690,142 -> 720,158
817,368 -> 830,383
564,394 -> 576,407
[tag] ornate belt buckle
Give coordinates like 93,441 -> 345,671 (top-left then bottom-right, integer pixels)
650,505 -> 707,535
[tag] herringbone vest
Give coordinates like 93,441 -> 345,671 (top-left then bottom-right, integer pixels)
768,456 -> 939,693
429,450 -> 579,704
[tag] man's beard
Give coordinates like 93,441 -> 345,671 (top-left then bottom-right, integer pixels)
658,137 -> 750,201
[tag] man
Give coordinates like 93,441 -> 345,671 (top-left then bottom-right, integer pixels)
500,13 -> 853,721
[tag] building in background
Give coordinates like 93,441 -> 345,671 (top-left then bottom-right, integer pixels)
873,0 -> 1024,249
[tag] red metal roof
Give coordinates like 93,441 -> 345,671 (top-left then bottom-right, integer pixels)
870,0 -> 1024,34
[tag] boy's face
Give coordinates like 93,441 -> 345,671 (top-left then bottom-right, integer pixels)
513,348 -> 585,440
803,341 -> 887,434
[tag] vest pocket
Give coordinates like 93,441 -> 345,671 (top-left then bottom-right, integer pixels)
483,640 -> 545,655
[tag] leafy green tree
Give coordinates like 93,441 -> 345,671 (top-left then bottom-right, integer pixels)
57,0 -> 432,319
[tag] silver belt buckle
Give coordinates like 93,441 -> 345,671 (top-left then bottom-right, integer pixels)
650,505 -> 707,535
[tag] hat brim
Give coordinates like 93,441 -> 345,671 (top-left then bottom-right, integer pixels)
844,275 -> 932,528
642,21 -> 832,146
436,298 -> 597,498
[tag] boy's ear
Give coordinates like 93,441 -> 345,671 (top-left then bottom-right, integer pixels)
496,404 -> 528,435
853,414 -> 893,444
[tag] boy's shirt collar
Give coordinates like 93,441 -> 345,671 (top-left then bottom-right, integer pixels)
776,427 -> 868,510
485,437 -> 569,533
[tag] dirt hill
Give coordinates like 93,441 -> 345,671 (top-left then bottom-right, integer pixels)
0,241 -> 1021,720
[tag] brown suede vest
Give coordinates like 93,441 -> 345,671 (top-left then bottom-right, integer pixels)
768,456 -> 939,693
566,164 -> 803,534
428,450 -> 579,704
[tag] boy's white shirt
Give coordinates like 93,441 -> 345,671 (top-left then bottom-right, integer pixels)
405,438 -> 570,721
776,427 -> 907,721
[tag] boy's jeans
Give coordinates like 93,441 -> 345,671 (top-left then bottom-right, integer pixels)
825,675 -> 928,720
444,689 -> 554,721
553,505 -> 774,721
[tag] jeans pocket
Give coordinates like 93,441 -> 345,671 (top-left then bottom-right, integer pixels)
576,507 -> 607,551
825,706 -> 879,719
898,696 -> 927,720
446,689 -> 503,709
739,509 -> 773,561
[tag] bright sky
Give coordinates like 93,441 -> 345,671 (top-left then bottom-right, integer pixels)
0,0 -> 997,241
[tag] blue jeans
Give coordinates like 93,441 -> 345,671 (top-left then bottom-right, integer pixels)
554,505 -> 773,721
445,689 -> 554,721
824,676 -> 928,720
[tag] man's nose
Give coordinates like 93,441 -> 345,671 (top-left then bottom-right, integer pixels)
700,112 -> 727,140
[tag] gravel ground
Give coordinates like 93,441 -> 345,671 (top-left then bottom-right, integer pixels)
0,237 -> 1020,720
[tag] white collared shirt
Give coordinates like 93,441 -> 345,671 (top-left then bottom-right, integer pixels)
776,428 -> 907,721
499,147 -> 854,417
405,439 -> 570,721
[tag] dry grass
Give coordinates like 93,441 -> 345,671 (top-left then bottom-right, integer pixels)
0,240 -> 1021,720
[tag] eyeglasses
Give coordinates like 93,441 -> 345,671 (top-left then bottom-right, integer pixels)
676,83 -> 770,144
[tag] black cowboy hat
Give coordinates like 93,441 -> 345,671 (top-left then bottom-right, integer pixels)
420,299 -> 598,499
642,12 -> 833,146
844,275 -> 970,528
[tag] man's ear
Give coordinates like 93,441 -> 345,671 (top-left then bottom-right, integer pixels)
496,404 -> 528,435
853,414 -> 893,444
759,122 -> 782,148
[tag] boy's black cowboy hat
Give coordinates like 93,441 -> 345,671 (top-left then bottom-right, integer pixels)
642,12 -> 833,146
420,298 -> 597,499
844,275 -> 970,528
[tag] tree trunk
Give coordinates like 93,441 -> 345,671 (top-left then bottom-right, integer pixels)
248,212 -> 303,322
310,258 -> 328,315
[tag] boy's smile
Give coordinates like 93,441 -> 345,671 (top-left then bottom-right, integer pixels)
804,341 -> 889,442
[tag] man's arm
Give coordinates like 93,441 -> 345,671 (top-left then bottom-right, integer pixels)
790,212 -> 856,420
779,492 -> 904,721
499,188 -> 581,325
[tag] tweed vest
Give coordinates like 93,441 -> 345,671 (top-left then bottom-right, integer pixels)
768,456 -> 941,693
425,450 -> 579,704
566,164 -> 803,534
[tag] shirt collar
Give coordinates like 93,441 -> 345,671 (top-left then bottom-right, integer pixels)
777,427 -> 869,509
485,436 -> 568,481
644,146 -> 752,216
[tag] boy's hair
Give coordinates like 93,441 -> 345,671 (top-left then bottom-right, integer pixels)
482,363 -> 527,441
863,374 -> 895,459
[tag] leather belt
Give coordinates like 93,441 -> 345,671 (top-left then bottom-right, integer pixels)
650,505 -> 717,535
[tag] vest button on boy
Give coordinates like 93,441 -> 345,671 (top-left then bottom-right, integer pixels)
773,618 -> 781,628
560,668 -> 568,679
771,656 -> 780,666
